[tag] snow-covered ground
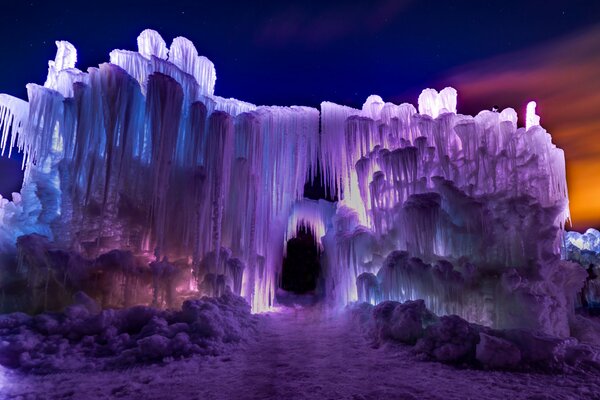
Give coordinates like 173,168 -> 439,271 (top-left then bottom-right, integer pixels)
1,307 -> 599,400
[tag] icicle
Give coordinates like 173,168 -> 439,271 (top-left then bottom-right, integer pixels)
285,199 -> 335,251
147,72 -> 184,258
356,272 -> 381,305
205,111 -> 233,275
0,94 -> 29,158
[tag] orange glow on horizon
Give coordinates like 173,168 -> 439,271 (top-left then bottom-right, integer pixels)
446,25 -> 600,231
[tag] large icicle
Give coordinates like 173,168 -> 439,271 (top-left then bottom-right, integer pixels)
0,94 -> 29,159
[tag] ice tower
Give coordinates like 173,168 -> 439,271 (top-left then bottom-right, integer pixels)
319,89 -> 582,336
0,30 -> 585,337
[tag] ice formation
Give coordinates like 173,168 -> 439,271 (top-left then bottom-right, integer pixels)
564,228 -> 600,308
0,31 -> 319,313
565,228 -> 600,259
318,88 -> 578,335
0,30 -> 585,337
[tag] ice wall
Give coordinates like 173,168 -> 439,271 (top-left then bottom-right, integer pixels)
0,30 -> 319,312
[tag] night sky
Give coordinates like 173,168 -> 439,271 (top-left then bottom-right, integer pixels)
1,0 -> 599,229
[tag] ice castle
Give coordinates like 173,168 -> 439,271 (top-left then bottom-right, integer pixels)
0,30 -> 585,337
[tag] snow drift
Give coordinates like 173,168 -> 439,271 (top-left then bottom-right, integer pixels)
350,301 -> 600,371
0,291 -> 257,373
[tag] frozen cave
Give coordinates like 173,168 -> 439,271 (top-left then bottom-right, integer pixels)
0,29 -> 589,342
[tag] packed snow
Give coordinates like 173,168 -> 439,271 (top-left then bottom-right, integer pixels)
350,300 -> 600,371
1,306 -> 599,400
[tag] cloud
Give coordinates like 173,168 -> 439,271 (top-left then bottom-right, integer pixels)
255,0 -> 411,47
445,25 -> 600,230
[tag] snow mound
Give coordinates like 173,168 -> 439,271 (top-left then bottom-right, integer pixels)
476,333 -> 521,369
414,314 -> 482,363
372,299 -> 437,344
0,291 -> 258,373
351,300 -> 600,371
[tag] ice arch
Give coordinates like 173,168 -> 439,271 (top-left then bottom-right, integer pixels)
284,199 -> 336,251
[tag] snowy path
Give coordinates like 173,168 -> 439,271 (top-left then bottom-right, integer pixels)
1,307 -> 599,400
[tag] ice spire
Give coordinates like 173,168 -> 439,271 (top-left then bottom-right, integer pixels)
44,41 -> 82,95
50,40 -> 77,71
417,87 -> 457,118
526,100 -> 540,130
168,36 -> 216,96
137,29 -> 168,60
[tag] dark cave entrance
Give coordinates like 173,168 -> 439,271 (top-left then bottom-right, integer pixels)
280,226 -> 321,295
